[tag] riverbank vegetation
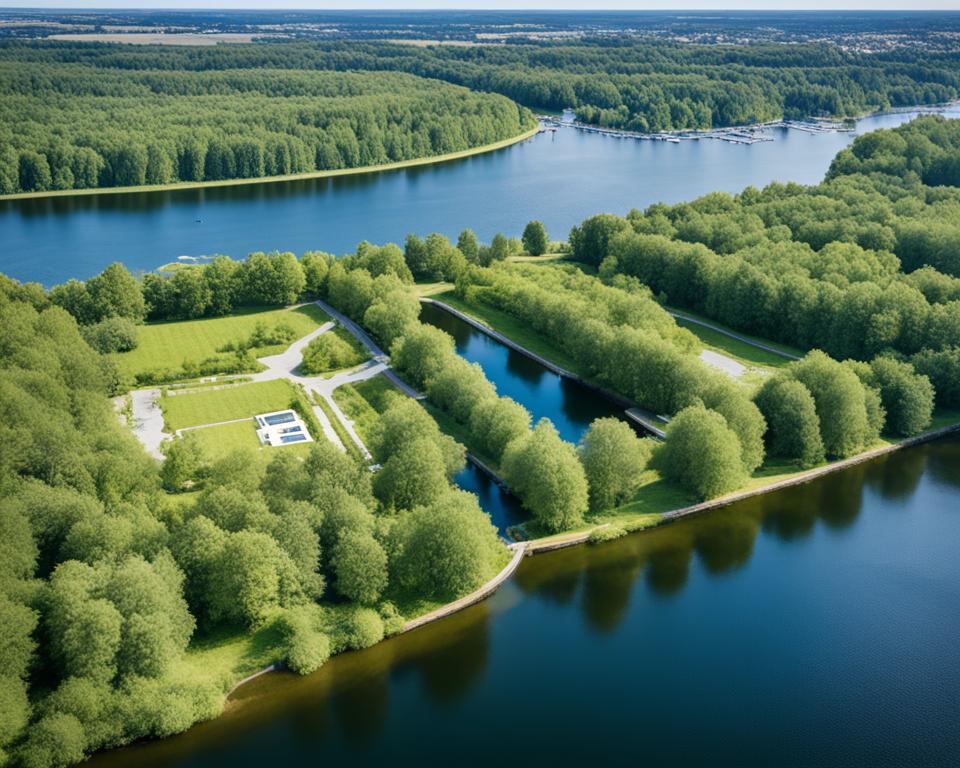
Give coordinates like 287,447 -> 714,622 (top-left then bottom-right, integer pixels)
578,116 -> 960,405
5,38 -> 959,182
0,42 -> 534,194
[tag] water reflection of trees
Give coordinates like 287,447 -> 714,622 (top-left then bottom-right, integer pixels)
510,451 -> 927,633
504,347 -> 545,385
417,613 -> 491,703
558,378 -> 620,433
922,436 -> 960,489
333,670 -> 390,744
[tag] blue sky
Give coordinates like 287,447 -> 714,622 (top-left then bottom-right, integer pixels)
4,2 -> 959,10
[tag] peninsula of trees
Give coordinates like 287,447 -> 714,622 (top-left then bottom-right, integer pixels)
4,35 -> 960,194
0,42 -> 534,194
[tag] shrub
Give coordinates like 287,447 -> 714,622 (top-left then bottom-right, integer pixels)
379,602 -> 406,637
300,329 -> 365,374
336,607 -> 385,651
81,316 -> 139,354
588,525 -> 626,544
277,608 -> 331,675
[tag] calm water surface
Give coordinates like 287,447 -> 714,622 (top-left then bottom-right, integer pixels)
4,107 -> 958,286
423,298 -> 631,535
90,436 -> 960,768
420,301 -> 624,444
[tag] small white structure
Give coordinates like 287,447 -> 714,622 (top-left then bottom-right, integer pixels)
255,409 -> 313,447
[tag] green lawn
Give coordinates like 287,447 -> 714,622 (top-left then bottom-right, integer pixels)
310,326 -> 369,377
162,379 -> 297,431
177,621 -> 289,696
188,420 -> 263,457
670,310 -> 803,364
113,304 -> 328,381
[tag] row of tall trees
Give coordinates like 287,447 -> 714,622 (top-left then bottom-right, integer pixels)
456,261 -> 937,488
574,117 -> 960,368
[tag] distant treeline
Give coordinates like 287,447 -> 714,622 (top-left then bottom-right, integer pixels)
5,39 -> 958,143
0,43 -> 534,194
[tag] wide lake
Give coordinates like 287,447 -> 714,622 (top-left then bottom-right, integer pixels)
8,106 -> 960,767
90,435 -> 960,768
3,107 -> 958,286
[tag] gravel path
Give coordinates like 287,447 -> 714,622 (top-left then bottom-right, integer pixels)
699,349 -> 747,378
128,388 -> 171,459
668,308 -> 800,360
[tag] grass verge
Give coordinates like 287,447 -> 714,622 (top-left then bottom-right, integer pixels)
312,394 -> 364,461
429,290 -> 588,376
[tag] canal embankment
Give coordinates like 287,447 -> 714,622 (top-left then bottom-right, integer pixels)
420,297 -> 668,438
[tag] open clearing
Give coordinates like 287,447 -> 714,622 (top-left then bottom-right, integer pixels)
162,379 -> 297,431
113,304 -> 328,380
672,312 -> 800,368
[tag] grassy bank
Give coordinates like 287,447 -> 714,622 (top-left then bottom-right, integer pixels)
331,375 -> 399,444
113,304 -> 328,381
668,308 -> 803,366
428,289 -> 588,376
0,125 -> 540,202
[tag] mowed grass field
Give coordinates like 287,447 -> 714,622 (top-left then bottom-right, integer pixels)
162,379 -> 296,431
188,420 -> 262,457
113,304 -> 328,378
187,419 -> 315,460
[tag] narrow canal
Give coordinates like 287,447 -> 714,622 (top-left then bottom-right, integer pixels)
420,301 -> 625,445
421,299 -> 640,536
88,435 -> 960,768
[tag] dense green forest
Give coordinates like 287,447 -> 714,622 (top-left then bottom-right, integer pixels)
0,43 -> 534,194
573,116 -> 960,407
2,36 -> 957,194
0,267 -> 511,766
4,37 -> 957,151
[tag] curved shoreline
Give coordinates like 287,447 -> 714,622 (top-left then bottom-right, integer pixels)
226,419 -> 960,704
223,301 -> 960,701
0,125 -> 540,202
